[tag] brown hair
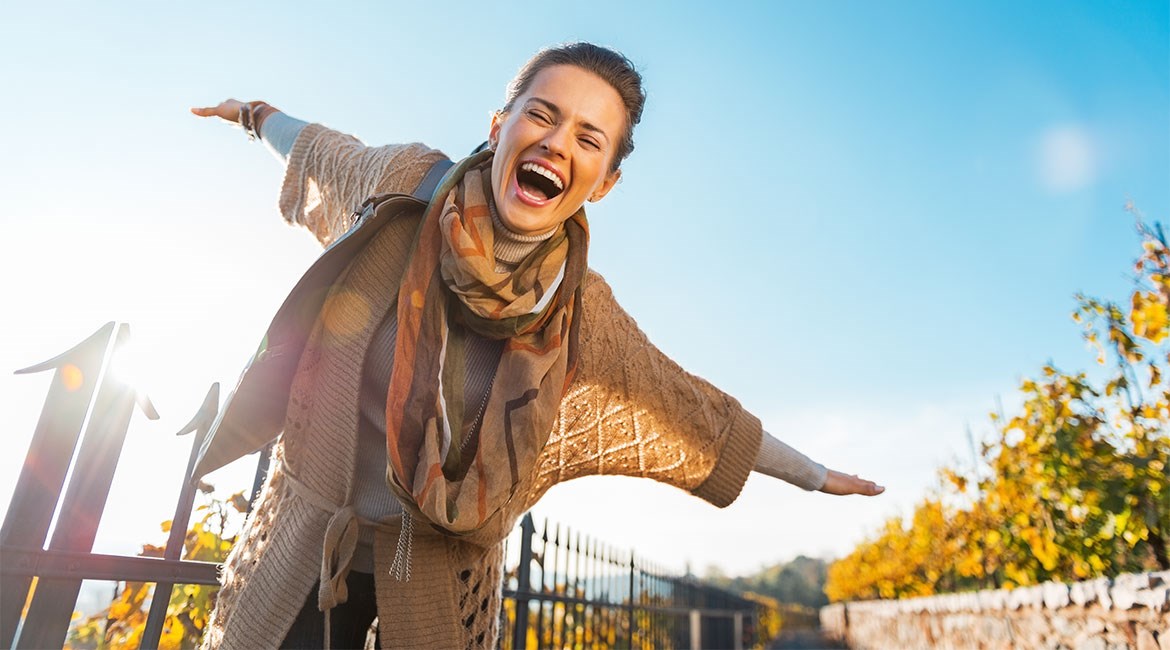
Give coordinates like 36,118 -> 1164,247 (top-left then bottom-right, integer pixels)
503,42 -> 645,172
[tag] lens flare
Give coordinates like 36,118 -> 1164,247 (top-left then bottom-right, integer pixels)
322,290 -> 372,338
107,341 -> 155,393
60,363 -> 84,391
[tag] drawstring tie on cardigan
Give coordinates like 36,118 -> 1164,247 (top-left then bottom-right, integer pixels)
283,469 -> 401,650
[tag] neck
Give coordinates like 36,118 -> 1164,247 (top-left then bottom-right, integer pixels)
489,199 -> 556,268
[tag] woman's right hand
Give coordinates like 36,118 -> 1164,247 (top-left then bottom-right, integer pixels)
818,469 -> 885,496
189,99 -> 249,124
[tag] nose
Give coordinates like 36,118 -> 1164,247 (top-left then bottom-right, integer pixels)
540,123 -> 571,159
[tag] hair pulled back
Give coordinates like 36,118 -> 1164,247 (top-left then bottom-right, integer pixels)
503,42 -> 645,172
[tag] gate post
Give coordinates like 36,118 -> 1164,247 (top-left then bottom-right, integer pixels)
733,610 -> 744,650
511,513 -> 535,650
15,323 -> 158,650
140,383 -> 220,650
0,323 -> 114,648
627,552 -> 636,649
688,609 -> 701,650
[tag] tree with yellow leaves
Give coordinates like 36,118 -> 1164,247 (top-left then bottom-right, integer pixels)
826,207 -> 1170,602
65,487 -> 246,650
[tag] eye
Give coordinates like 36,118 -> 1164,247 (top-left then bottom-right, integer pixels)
578,136 -> 600,150
527,109 -> 551,124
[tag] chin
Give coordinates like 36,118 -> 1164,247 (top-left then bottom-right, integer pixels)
498,202 -> 558,236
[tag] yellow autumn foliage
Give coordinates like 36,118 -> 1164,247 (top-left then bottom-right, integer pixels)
65,489 -> 246,650
826,209 -> 1170,602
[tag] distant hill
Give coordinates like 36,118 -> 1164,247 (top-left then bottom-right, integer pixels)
701,556 -> 829,609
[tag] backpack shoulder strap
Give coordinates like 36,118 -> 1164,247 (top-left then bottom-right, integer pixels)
412,141 -> 486,202
411,157 -> 455,203
349,156 -> 454,228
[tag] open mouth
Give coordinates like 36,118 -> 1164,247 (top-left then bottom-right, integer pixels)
515,161 -> 565,203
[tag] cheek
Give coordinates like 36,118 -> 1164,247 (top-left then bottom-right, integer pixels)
491,166 -> 502,193
572,162 -> 605,197
501,120 -> 536,148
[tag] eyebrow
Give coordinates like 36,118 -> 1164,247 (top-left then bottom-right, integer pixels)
525,97 -> 611,144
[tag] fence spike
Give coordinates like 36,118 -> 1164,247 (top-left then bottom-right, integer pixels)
175,382 -> 220,438
13,322 -> 116,375
135,388 -> 160,420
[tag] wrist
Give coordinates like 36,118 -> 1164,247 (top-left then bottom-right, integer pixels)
253,103 -> 279,133
237,101 -> 278,141
817,469 -> 839,493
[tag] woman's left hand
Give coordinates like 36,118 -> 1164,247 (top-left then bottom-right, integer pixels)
818,470 -> 885,496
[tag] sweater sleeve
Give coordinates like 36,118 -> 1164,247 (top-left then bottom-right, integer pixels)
538,272 -> 763,508
276,122 -> 448,246
259,111 -> 308,163
755,430 -> 828,491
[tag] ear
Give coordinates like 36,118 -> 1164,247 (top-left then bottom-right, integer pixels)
589,168 -> 622,202
488,111 -> 504,150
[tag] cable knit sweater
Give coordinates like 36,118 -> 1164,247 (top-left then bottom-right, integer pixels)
259,111 -> 827,496
197,120 -> 823,650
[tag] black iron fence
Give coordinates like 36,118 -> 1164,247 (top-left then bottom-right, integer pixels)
1,323 -> 763,649
501,515 -> 760,650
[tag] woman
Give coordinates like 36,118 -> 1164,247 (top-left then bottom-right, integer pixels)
190,43 -> 882,650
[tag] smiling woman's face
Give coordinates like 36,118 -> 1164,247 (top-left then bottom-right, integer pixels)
489,64 -> 626,236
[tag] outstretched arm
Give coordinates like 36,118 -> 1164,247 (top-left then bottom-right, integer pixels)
190,99 -> 447,246
535,272 -> 763,508
754,431 -> 884,496
537,272 -> 885,509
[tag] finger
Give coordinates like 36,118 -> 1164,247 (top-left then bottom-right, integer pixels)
190,106 -> 225,117
191,103 -> 246,123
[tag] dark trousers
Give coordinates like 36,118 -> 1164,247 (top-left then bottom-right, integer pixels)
281,571 -> 381,649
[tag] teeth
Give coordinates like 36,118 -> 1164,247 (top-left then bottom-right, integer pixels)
520,162 -> 563,190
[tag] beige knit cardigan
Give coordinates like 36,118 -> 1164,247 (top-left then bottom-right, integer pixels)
198,123 -> 763,649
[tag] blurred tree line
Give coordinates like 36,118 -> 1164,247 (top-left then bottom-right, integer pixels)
702,556 -> 828,638
704,556 -> 830,610
825,207 -> 1170,602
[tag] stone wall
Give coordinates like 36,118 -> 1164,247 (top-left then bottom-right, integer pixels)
819,571 -> 1169,649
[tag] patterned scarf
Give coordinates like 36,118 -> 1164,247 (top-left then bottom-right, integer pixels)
385,149 -> 588,537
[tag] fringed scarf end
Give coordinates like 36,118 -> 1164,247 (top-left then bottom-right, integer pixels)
389,510 -> 414,582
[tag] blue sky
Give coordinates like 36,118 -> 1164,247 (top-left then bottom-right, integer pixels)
1,1 -> 1167,576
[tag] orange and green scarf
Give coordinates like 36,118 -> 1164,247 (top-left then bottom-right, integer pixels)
385,149 -> 588,537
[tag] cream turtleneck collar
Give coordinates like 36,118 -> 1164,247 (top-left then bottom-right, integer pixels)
488,198 -> 558,269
